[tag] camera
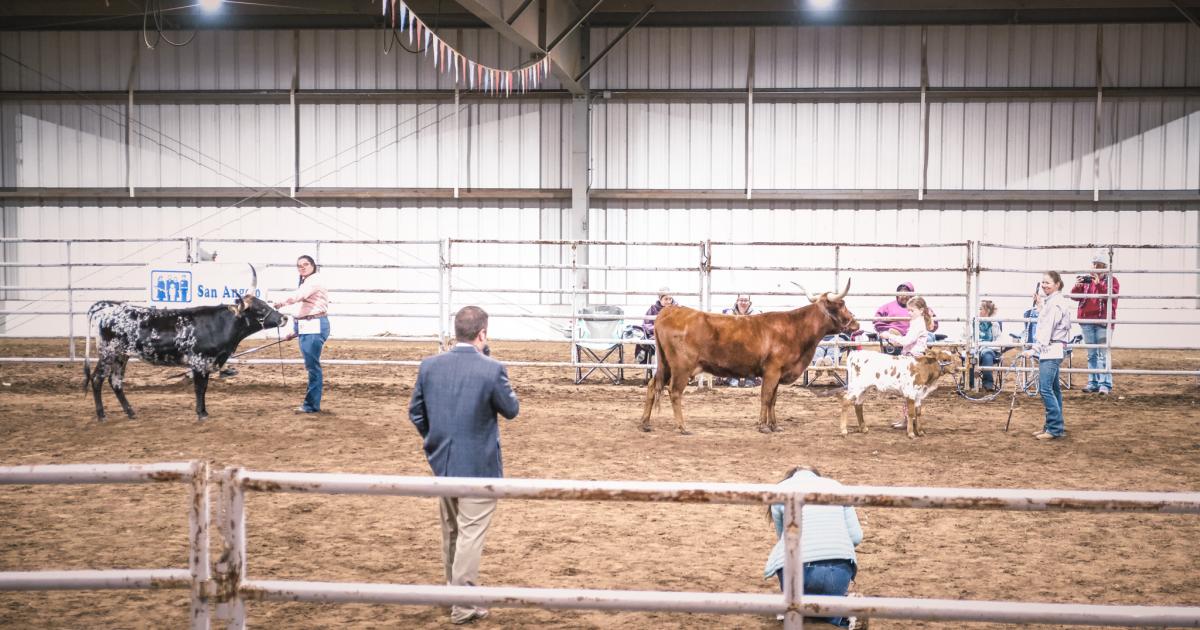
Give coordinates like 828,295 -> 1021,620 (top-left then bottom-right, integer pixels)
1077,275 -> 1092,284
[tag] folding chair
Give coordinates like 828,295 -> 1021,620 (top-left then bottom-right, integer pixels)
573,305 -> 625,384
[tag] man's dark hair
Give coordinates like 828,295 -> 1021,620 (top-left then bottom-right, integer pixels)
455,306 -> 489,342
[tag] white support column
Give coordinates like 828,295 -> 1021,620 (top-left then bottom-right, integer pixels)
291,30 -> 300,197
1093,27 -> 1103,203
918,26 -> 928,202
453,88 -> 461,199
570,92 -> 590,304
745,29 -> 755,201
188,461 -> 211,630
126,37 -> 140,199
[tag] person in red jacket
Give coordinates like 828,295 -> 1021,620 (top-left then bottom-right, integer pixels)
1070,253 -> 1119,394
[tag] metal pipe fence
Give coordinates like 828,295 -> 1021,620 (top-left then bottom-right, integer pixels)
0,461 -> 210,630
214,469 -> 1200,629
1,238 -> 1198,380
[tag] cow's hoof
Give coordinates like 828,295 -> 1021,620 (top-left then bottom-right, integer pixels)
757,426 -> 771,434
96,416 -> 106,423
125,412 -> 136,420
639,423 -> 652,432
196,414 -> 208,422
860,427 -> 869,434
840,429 -> 848,437
917,430 -> 926,436
907,432 -> 917,439
770,425 -> 781,432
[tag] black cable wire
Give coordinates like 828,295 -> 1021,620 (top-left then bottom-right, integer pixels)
142,0 -> 198,49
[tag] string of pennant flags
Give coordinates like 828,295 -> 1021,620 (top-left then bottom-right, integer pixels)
383,0 -> 552,96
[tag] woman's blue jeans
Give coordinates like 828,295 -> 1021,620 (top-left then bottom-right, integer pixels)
978,349 -> 998,389
1038,358 -> 1064,436
775,559 -> 856,627
298,317 -> 330,412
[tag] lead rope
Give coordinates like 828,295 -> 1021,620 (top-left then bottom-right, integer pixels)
277,324 -> 287,386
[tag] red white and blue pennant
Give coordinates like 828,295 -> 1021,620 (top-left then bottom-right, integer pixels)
384,0 -> 551,96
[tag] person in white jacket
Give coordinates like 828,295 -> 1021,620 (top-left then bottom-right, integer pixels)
763,467 -> 863,628
1023,271 -> 1072,440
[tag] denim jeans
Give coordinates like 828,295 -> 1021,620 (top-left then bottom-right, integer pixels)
775,559 -> 856,627
1038,358 -> 1064,436
298,317 -> 330,412
978,349 -> 998,389
1081,324 -> 1112,390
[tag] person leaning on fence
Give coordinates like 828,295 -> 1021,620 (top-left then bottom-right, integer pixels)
763,466 -> 865,629
976,300 -> 1002,392
1071,253 -> 1119,395
409,306 -> 520,625
272,255 -> 330,414
873,282 -> 938,355
637,287 -> 676,366
721,294 -> 762,387
1025,272 -> 1072,441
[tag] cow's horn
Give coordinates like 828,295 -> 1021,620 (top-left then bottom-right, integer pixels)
248,263 -> 258,290
832,278 -> 851,302
790,281 -> 821,303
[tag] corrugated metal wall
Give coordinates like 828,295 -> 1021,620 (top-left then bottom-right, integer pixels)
0,25 -> 1197,342
589,24 -> 1200,190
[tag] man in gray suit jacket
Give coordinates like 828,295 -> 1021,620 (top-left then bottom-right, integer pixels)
410,305 -> 519,625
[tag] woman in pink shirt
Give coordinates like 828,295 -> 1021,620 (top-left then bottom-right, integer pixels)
273,255 -> 330,413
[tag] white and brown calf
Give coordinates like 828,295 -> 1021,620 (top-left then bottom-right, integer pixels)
840,349 -> 959,438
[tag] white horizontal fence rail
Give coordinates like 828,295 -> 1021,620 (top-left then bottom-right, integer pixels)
216,469 -> 1200,629
0,461 -> 211,630
2,238 -> 1199,379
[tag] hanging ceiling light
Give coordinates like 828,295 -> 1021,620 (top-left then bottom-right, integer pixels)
199,0 -> 224,12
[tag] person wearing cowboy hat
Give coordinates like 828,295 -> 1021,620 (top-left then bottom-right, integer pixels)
1070,252 -> 1120,395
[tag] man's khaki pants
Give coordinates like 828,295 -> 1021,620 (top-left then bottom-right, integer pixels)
439,497 -> 497,621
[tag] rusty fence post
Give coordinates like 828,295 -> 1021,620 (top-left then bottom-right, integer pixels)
214,468 -> 246,629
782,491 -> 804,630
188,461 -> 211,629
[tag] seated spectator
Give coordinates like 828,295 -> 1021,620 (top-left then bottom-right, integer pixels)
722,295 -> 761,387
874,282 -> 938,355
636,287 -> 675,366
976,300 -> 1001,391
812,335 -> 840,367
763,466 -> 864,628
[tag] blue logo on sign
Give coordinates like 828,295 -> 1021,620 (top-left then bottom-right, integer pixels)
152,270 -> 193,303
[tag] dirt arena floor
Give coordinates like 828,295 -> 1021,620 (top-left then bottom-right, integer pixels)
1,338 -> 1199,629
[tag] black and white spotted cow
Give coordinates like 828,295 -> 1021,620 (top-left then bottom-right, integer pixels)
83,293 -> 288,421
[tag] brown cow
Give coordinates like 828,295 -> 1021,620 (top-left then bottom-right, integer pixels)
639,280 -> 860,435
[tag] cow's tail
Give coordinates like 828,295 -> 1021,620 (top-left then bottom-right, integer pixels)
82,302 -> 102,392
650,335 -> 670,412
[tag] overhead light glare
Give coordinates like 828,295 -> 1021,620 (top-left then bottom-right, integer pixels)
809,0 -> 835,9
199,0 -> 224,13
